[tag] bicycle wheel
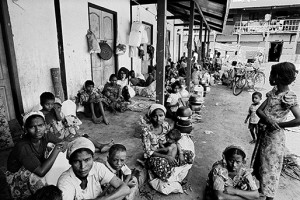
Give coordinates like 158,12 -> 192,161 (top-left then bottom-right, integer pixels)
253,72 -> 266,91
233,76 -> 246,96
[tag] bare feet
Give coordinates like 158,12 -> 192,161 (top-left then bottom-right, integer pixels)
100,139 -> 114,153
103,117 -> 110,125
92,116 -> 102,124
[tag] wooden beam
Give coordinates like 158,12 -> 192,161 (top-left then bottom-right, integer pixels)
202,25 -> 207,60
186,0 -> 194,92
206,29 -> 210,58
198,17 -> 203,63
156,0 -> 166,105
194,1 -> 210,31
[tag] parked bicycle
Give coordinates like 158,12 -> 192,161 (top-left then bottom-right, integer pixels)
232,64 -> 265,96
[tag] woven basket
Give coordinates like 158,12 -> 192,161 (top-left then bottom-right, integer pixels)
98,42 -> 113,60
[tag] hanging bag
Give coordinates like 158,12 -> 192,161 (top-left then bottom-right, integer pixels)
86,30 -> 101,54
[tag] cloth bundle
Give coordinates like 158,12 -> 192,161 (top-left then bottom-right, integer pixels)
86,30 -> 101,54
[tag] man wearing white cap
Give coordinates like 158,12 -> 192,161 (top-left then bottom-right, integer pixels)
57,137 -> 130,200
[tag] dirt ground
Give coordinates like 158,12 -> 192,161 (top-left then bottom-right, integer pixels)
1,62 -> 300,200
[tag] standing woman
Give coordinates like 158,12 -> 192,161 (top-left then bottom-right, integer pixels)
252,62 -> 300,200
5,111 -> 66,199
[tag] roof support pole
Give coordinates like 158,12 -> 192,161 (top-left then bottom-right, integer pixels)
197,17 -> 203,64
186,0 -> 195,92
156,0 -> 167,105
206,29 -> 210,58
202,25 -> 207,61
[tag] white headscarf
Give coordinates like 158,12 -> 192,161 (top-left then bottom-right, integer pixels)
147,104 -> 166,117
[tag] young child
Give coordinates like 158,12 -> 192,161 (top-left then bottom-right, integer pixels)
155,129 -> 181,161
245,91 -> 262,144
148,129 -> 182,181
252,62 -> 300,200
40,93 -> 81,139
104,144 -> 138,200
40,92 -> 64,138
77,80 -> 109,124
166,81 -> 183,120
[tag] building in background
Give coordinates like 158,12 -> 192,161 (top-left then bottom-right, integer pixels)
213,0 -> 300,63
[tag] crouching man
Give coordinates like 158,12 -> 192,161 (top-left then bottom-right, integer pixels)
57,137 -> 130,200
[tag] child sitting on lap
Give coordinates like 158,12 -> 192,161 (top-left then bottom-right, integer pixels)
103,144 -> 138,200
149,129 -> 194,181
77,80 -> 109,124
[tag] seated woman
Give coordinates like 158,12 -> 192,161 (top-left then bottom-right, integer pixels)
102,74 -> 128,113
5,111 -> 67,199
129,70 -> 146,87
206,145 -> 259,200
138,104 -> 195,195
117,67 -> 136,102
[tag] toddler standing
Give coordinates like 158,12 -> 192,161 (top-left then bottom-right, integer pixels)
244,92 -> 262,144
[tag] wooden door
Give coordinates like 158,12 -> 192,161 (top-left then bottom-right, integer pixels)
89,6 -> 115,86
0,22 -> 15,121
141,22 -> 153,77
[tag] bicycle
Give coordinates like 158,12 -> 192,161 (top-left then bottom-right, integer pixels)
232,65 -> 266,96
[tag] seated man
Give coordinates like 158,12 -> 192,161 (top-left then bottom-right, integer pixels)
104,144 -> 138,200
57,137 -> 130,200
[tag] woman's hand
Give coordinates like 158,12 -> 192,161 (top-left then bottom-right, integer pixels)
127,177 -> 138,188
178,153 -> 185,165
266,118 -> 281,130
166,156 -> 177,166
224,186 -> 236,195
54,142 -> 67,153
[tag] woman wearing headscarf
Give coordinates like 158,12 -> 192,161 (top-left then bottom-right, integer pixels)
5,111 -> 67,199
57,137 -> 130,200
205,145 -> 259,200
138,104 -> 194,195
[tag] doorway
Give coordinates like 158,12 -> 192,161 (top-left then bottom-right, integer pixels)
0,21 -> 16,121
268,42 -> 283,62
88,3 -> 117,86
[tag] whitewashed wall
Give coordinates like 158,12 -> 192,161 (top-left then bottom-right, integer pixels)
7,0 -> 131,112
60,0 -> 131,98
7,0 -> 59,112
132,4 -> 182,75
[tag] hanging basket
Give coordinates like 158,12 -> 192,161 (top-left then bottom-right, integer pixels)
98,41 -> 113,60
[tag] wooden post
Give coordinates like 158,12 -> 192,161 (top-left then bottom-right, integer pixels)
186,0 -> 195,92
156,0 -> 167,105
197,17 -> 203,64
202,25 -> 207,60
206,29 -> 210,58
